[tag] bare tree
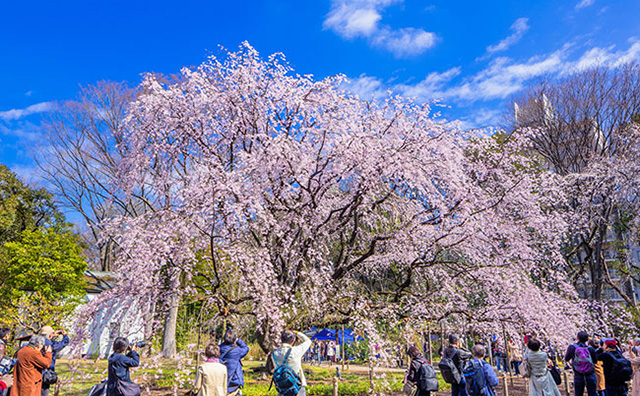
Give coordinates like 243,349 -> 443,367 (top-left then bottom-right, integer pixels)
512,63 -> 640,305
38,82 -> 180,357
38,81 -> 145,271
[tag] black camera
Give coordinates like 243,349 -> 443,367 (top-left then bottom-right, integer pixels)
130,340 -> 146,348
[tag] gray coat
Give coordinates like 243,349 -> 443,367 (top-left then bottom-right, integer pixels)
523,349 -> 561,396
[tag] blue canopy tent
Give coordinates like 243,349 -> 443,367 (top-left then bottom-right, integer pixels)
309,328 -> 363,345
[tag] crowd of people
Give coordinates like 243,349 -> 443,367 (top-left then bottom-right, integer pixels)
187,328 -> 311,396
303,340 -> 339,366
2,322 -> 640,396
0,326 -> 69,396
402,331 -> 638,396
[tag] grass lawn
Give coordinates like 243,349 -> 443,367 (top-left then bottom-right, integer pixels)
54,358 -> 451,396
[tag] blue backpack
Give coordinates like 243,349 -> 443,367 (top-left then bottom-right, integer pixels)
463,360 -> 488,396
270,348 -> 302,396
0,356 -> 17,375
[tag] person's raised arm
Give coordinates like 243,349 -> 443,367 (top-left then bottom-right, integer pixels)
34,347 -> 53,370
51,332 -> 70,352
458,348 -> 472,360
124,349 -> 140,367
295,332 -> 312,354
236,339 -> 250,359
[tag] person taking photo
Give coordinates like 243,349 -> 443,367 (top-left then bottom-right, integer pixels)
107,337 -> 140,396
11,335 -> 52,396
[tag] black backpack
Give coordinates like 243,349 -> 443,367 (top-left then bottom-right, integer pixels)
439,348 -> 461,384
416,358 -> 439,392
608,351 -> 632,384
463,360 -> 488,396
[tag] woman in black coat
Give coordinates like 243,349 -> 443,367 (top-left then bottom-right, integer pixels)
406,346 -> 431,396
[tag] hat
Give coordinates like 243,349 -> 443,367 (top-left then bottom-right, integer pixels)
604,340 -> 617,348
39,326 -> 54,336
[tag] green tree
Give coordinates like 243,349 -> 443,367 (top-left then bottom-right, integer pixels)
0,165 -> 87,331
0,165 -> 60,242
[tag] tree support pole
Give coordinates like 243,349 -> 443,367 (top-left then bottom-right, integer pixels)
341,325 -> 346,372
427,324 -> 433,363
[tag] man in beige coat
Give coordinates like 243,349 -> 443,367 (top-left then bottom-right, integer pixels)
194,344 -> 227,396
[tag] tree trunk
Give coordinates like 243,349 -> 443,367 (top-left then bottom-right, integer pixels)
613,207 -> 637,306
592,222 -> 607,301
161,272 -> 181,358
143,301 -> 156,357
256,318 -> 274,354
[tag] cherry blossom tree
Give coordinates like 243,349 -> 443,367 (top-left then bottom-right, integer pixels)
75,43 -> 588,356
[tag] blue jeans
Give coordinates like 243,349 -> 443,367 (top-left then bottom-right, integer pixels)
452,379 -> 467,396
606,384 -> 627,396
574,373 -> 597,396
511,361 -> 520,375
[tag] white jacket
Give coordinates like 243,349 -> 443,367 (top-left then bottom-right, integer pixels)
272,332 -> 312,386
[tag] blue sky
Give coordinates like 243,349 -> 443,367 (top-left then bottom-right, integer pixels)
2,0 -> 640,184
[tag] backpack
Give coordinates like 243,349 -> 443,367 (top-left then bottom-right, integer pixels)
463,360 -> 488,396
416,358 -> 439,392
439,348 -> 461,384
0,356 -> 17,375
608,351 -> 632,384
571,344 -> 594,374
270,348 -> 302,396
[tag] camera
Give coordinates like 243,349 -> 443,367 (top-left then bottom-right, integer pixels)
130,340 -> 146,348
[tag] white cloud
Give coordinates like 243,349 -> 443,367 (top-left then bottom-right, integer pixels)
456,108 -> 504,130
0,101 -> 56,121
395,67 -> 461,101
373,27 -> 437,57
575,0 -> 595,10
387,51 -> 565,103
344,40 -> 640,105
455,40 -> 640,101
567,40 -> 640,70
485,18 -> 530,55
324,0 -> 437,57
0,121 -> 45,142
325,4 -> 382,39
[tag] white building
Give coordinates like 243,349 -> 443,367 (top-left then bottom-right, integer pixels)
80,271 -> 146,357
